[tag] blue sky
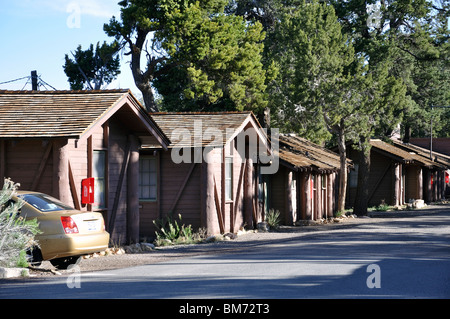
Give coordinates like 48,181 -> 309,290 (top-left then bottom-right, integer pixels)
1,1 -> 447,95
0,1 -> 138,94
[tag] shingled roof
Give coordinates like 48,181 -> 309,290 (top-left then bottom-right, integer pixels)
370,139 -> 447,169
150,112 -> 267,148
391,139 -> 450,169
0,90 -> 169,148
277,134 -> 345,172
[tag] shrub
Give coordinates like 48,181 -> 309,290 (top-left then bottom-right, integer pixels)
153,213 -> 196,246
375,203 -> 390,212
265,209 -> 281,230
0,178 -> 41,268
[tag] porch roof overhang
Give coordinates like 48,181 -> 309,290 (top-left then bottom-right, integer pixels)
277,134 -> 348,173
370,139 -> 447,170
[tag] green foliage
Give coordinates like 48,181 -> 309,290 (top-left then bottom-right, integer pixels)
153,213 -> 196,246
330,0 -> 450,139
155,9 -> 269,112
104,0 -> 270,113
375,203 -> 390,212
0,179 -> 41,268
63,41 -> 121,90
265,209 -> 281,230
267,1 -> 357,143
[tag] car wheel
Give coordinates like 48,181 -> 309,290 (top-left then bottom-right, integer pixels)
49,256 -> 82,270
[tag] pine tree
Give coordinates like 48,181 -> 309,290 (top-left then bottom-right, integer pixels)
104,0 -> 271,113
63,41 -> 121,90
267,1 -> 367,212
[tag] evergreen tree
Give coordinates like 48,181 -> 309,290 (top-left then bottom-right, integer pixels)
267,1 -> 366,212
63,41 -> 121,90
104,0 -> 270,113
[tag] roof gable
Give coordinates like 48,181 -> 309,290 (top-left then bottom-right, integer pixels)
149,112 -> 268,149
0,90 -> 169,149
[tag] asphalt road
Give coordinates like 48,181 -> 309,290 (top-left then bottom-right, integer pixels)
1,207 -> 449,300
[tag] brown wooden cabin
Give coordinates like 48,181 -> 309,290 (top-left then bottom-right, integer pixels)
408,138 -> 450,197
270,134 -> 345,224
0,90 -> 169,244
410,137 -> 450,157
139,112 -> 271,237
391,139 -> 450,201
346,139 -> 449,208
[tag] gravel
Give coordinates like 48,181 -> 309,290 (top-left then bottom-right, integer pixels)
26,204 -> 449,278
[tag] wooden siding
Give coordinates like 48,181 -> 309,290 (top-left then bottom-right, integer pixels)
2,140 -> 55,194
107,119 -> 130,244
139,137 -> 261,237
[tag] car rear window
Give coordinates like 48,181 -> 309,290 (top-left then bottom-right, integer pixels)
19,194 -> 74,212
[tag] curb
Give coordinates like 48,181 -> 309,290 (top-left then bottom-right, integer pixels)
0,267 -> 29,279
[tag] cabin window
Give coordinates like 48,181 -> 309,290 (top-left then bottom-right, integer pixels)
225,157 -> 233,201
93,150 -> 106,209
139,156 -> 157,201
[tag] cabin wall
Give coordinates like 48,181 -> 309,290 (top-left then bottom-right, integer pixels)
405,165 -> 422,201
1,139 -> 55,195
139,148 -> 202,239
270,165 -> 338,223
107,119 -> 132,244
270,165 -> 288,223
139,139 -> 260,237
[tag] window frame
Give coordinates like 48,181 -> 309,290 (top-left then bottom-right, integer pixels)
139,155 -> 158,202
92,150 -> 107,210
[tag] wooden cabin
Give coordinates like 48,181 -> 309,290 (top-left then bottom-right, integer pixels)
270,134 -> 345,224
391,139 -> 450,201
346,139 -> 449,208
139,112 -> 272,237
410,137 -> 450,157
0,90 -> 169,244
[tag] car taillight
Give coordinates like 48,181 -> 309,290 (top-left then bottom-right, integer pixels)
61,216 -> 79,234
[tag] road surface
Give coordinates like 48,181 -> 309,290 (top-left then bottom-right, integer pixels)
1,207 -> 449,300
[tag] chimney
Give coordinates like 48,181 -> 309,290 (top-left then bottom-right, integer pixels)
31,70 -> 38,90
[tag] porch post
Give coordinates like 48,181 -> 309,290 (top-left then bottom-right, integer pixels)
53,139 -> 71,205
202,148 -> 217,235
393,163 -> 400,206
304,171 -> 312,220
285,170 -> 294,225
127,134 -> 140,244
244,157 -> 254,229
418,167 -> 423,200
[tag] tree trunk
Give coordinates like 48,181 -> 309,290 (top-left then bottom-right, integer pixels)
138,83 -> 158,113
336,127 -> 347,213
129,30 -> 159,113
353,137 -> 371,216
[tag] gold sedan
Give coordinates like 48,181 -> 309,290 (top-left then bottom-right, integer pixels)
12,191 -> 110,269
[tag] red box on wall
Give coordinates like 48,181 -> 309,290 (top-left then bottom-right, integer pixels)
82,177 -> 95,204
